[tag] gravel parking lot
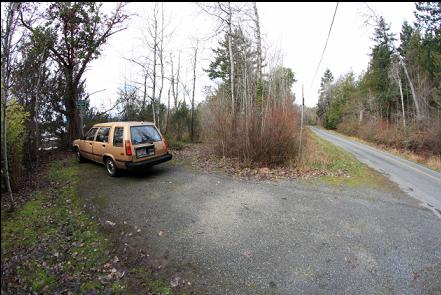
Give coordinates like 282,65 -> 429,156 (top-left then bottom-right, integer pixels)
78,160 -> 441,294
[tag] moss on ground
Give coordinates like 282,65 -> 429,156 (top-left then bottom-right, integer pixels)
2,158 -> 187,294
1,159 -> 128,294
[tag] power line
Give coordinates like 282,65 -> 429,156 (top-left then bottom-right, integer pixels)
307,2 -> 339,97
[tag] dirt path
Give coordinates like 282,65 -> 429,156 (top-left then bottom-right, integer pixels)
78,159 -> 441,294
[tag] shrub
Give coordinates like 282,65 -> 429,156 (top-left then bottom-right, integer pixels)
202,97 -> 300,167
1,100 -> 29,189
337,118 -> 441,156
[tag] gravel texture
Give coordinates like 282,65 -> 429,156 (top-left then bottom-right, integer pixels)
78,158 -> 441,295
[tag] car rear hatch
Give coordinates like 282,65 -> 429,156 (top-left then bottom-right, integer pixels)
129,125 -> 167,163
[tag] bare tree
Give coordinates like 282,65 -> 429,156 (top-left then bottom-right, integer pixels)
227,2 -> 235,115
252,2 -> 262,82
191,40 -> 199,142
400,58 -> 421,120
197,2 -> 237,114
173,52 -> 181,110
390,58 -> 406,128
139,3 -> 171,129
124,56 -> 149,114
1,2 -> 20,210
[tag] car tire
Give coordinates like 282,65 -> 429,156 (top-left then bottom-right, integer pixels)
105,157 -> 119,177
75,147 -> 85,163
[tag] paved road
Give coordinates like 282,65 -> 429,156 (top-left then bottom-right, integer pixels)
310,126 -> 441,216
78,160 -> 441,294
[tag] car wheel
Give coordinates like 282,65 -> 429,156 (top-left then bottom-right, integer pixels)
75,147 -> 84,163
105,157 -> 119,177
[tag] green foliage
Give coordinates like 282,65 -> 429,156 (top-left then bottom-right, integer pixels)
319,73 -> 356,129
206,33 -> 230,82
398,21 -> 414,57
414,2 -> 441,36
44,2 -> 120,64
1,100 -> 29,187
256,79 -> 264,109
317,69 -> 334,124
206,29 -> 258,90
368,16 -> 397,119
170,101 -> 190,141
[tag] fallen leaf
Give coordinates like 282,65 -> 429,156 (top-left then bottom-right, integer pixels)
106,220 -> 116,226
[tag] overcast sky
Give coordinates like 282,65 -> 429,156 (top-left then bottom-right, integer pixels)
85,2 -> 416,110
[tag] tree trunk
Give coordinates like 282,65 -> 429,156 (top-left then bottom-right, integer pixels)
227,2 -> 235,116
65,80 -> 80,146
400,59 -> 420,120
166,86 -> 171,133
191,43 -> 198,142
32,50 -> 47,166
1,89 -> 15,211
1,2 -> 19,210
157,4 -> 165,131
151,9 -> 158,126
253,2 -> 262,83
142,71 -> 147,116
398,77 -> 406,128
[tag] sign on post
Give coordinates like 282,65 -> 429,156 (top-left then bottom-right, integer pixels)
76,100 -> 87,112
76,100 -> 87,137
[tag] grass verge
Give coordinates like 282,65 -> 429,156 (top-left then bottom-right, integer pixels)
302,128 -> 395,188
1,159 -> 128,294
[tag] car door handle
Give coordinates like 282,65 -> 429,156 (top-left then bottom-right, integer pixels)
89,142 -> 92,145
102,144 -> 106,147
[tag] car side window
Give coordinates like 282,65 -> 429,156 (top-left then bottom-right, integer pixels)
95,127 -> 110,143
113,127 -> 124,147
85,128 -> 98,141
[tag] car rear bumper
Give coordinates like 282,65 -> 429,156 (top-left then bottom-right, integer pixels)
125,153 -> 172,170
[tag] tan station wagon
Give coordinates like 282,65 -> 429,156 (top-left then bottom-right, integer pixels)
73,122 -> 172,176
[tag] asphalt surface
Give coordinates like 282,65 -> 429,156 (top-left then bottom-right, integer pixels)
78,158 -> 441,294
310,126 -> 441,216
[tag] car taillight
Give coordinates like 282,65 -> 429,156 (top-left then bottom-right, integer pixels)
125,140 -> 132,156
164,138 -> 169,151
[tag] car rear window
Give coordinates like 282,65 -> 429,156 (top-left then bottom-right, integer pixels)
130,125 -> 161,145
113,127 -> 124,147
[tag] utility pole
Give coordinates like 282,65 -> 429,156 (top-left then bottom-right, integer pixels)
298,84 -> 304,161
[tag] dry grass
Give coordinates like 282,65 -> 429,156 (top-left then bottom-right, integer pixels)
381,147 -> 441,172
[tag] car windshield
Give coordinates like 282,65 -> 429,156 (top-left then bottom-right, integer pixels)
130,125 -> 161,145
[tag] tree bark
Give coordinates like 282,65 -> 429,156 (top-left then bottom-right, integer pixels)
227,2 -> 235,116
151,7 -> 158,126
166,86 -> 171,133
400,59 -> 420,120
398,77 -> 406,128
191,42 -> 198,142
253,2 -> 262,82
1,2 -> 19,210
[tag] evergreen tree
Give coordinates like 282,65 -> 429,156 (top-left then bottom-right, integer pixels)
368,16 -> 397,120
317,69 -> 334,125
398,21 -> 414,57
